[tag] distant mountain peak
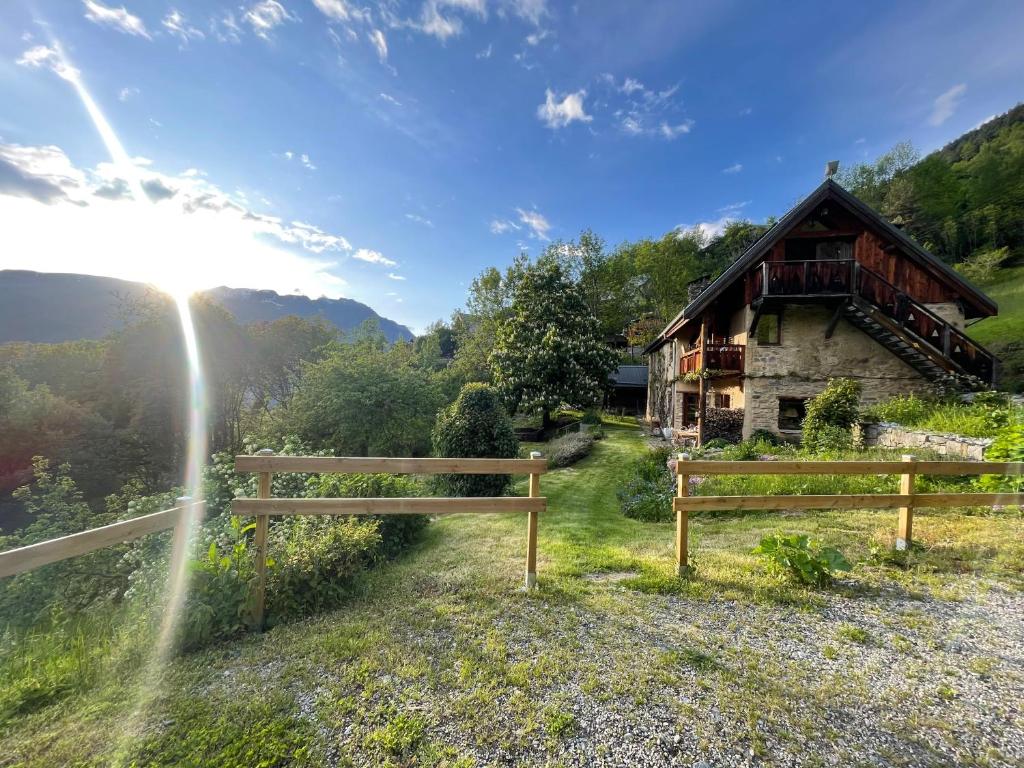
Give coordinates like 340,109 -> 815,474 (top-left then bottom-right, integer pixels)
0,271 -> 413,344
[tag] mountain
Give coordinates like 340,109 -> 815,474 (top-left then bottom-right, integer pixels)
0,271 -> 413,344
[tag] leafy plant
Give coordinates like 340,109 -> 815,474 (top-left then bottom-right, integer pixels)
618,448 -> 674,522
802,378 -> 862,453
431,383 -> 519,497
752,533 -> 852,587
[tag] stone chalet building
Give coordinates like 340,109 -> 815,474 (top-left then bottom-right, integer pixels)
643,178 -> 999,444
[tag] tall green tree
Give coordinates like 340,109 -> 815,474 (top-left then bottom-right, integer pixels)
490,261 -> 617,428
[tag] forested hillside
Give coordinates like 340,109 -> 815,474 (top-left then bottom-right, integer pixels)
0,271 -> 413,344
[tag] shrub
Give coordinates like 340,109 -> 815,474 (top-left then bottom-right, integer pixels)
752,534 -> 851,587
581,408 -> 603,425
618,448 -> 674,522
978,424 -> 1024,492
431,383 -> 519,497
750,428 -> 783,446
803,378 -> 862,453
702,407 -> 744,443
547,432 -> 596,468
955,246 -> 1010,284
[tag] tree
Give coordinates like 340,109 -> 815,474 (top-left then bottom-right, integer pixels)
289,332 -> 442,457
490,261 -> 617,428
431,383 -> 519,497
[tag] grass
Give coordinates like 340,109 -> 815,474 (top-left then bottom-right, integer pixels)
1,421 -> 1022,765
862,393 -> 1022,439
968,265 -> 1024,392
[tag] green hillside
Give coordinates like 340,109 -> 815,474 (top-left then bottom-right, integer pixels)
968,265 -> 1024,391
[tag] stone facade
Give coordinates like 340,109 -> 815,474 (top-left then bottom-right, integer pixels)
741,304 -> 935,438
860,422 -> 992,460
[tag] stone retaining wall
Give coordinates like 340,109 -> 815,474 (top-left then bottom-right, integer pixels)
859,422 -> 993,460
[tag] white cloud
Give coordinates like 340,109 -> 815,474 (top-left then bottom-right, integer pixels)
312,0 -> 367,23
722,163 -> 743,174
515,207 -> 551,240
280,150 -> 316,170
368,28 -> 388,64
353,248 -> 398,267
378,92 -> 402,106
162,9 -> 205,45
503,0 -> 548,25
244,0 -> 295,39
476,43 -> 492,59
82,1 -> 151,38
680,202 -> 750,240
417,0 -> 486,41
928,83 -> 967,126
524,28 -> 551,46
0,141 -> 354,297
739,106 -> 753,116
537,89 -> 591,129
405,213 -> 433,227
16,45 -> 80,82
489,218 -> 519,234
973,114 -> 997,130
210,12 -> 243,43
658,120 -> 693,139
387,272 -> 406,280
118,86 -> 139,101
620,77 -> 645,94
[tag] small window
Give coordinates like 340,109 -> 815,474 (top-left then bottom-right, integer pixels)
778,398 -> 807,431
714,393 -> 731,409
756,313 -> 781,345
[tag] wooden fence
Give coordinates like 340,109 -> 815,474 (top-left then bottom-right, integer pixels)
232,451 -> 548,628
0,499 -> 204,580
672,454 -> 1024,575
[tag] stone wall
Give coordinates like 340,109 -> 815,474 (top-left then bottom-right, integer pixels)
743,304 -> 933,438
860,422 -> 993,460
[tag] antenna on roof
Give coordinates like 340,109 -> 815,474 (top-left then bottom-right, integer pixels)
825,160 -> 840,180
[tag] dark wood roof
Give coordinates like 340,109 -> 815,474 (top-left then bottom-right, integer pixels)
644,179 -> 997,354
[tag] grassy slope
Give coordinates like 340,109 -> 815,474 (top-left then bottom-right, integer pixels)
967,265 -> 1024,391
3,423 -> 1023,766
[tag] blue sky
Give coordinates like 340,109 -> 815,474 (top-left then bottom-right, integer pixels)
2,0 -> 1023,332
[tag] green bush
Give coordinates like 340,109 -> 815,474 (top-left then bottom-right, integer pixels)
581,408 -> 603,425
955,246 -> 1011,284
618,448 -> 674,522
752,534 -> 851,587
978,424 -> 1024,492
802,378 -> 862,453
750,428 -> 784,446
863,392 -> 1020,438
547,432 -> 596,468
431,383 -> 519,497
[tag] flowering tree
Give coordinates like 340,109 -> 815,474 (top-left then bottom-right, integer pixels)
490,261 -> 617,429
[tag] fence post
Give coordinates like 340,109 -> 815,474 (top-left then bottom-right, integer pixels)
169,496 -> 192,589
676,453 -> 689,576
253,448 -> 274,630
896,454 -> 916,551
526,451 -> 542,589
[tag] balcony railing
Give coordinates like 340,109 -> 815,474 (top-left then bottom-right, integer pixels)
749,258 -> 995,383
679,344 -> 745,376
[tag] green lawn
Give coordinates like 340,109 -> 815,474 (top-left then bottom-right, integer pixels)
2,423 -> 1023,766
968,265 -> 1024,391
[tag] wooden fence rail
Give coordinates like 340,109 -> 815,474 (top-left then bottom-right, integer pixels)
0,500 -> 205,580
233,450 -> 548,628
673,455 -> 1024,576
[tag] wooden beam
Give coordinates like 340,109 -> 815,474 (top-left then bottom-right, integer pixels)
674,494 -> 911,512
697,315 -> 707,447
525,451 -> 541,589
824,301 -> 846,339
748,300 -> 764,335
253,461 -> 272,630
0,503 -> 200,579
235,456 -> 549,475
232,496 -> 547,516
673,460 -> 1024,476
675,453 -> 689,575
896,454 -> 915,550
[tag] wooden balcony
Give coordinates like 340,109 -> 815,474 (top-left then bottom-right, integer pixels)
679,344 -> 745,376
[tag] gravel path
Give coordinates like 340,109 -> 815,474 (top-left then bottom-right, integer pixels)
360,579 -> 1024,768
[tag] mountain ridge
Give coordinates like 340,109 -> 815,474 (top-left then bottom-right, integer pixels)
0,270 -> 413,344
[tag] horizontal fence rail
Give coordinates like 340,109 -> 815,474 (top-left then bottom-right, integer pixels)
0,501 -> 204,580
672,456 -> 1024,576
234,455 -> 548,475
233,451 -> 548,628
232,496 -> 547,516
